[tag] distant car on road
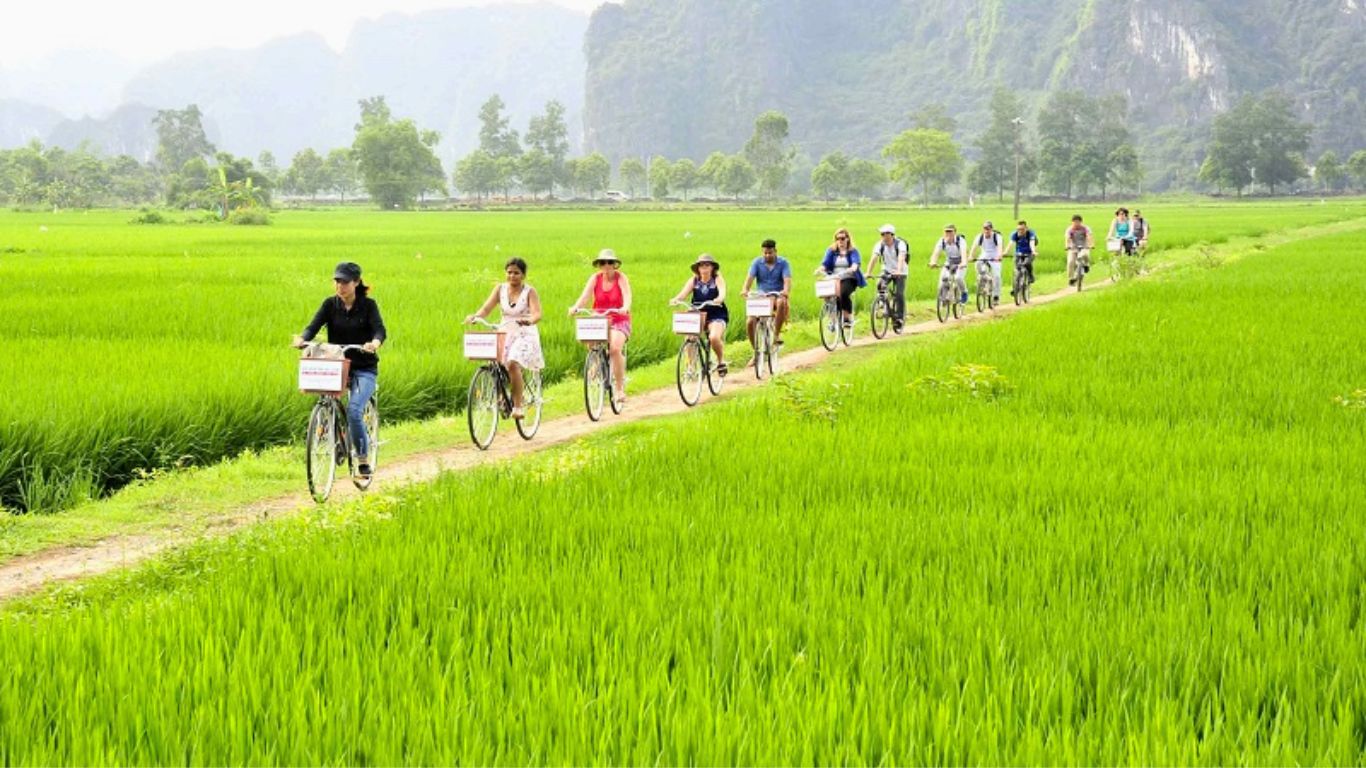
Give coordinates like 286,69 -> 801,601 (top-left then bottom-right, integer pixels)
604,190 -> 630,202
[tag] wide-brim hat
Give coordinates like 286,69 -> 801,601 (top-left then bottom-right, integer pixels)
592,248 -> 621,266
690,253 -> 720,273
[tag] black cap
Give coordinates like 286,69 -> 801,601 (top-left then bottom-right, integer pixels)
333,262 -> 362,282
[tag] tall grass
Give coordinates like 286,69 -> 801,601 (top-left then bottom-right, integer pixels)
3,201 -> 1365,512
1,229 -> 1364,763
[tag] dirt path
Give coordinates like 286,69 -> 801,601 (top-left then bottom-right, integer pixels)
0,281 -> 1086,601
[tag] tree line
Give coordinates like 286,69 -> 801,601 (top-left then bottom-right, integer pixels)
2,89 -> 1364,213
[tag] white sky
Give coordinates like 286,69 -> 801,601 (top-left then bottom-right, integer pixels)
0,0 -> 605,68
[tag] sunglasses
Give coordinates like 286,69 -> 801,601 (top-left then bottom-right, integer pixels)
835,235 -> 849,241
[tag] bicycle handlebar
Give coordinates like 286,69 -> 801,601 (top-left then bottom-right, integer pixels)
574,308 -> 625,317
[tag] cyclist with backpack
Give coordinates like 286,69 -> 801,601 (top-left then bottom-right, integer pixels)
867,223 -> 909,331
1064,215 -> 1094,285
928,224 -> 969,306
1133,208 -> 1150,254
968,220 -> 1004,304
1009,220 -> 1040,297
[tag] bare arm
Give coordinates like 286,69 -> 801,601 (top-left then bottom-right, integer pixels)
618,273 -> 633,313
465,285 -> 501,323
568,276 -> 595,316
524,287 -> 542,325
714,274 -> 728,304
670,276 -> 697,304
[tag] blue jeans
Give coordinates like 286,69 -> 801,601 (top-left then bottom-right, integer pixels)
347,369 -> 377,460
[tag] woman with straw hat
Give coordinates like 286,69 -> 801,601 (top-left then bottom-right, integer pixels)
569,248 -> 633,404
669,253 -> 730,376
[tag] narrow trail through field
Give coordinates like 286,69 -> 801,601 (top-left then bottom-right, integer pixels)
0,275 -> 1139,601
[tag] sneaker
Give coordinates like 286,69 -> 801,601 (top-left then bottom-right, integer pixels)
1010,289 -> 1017,297
1083,265 -> 1090,273
1068,278 -> 1076,286
775,338 -> 785,348
1029,276 -> 1036,285
511,406 -> 525,419
960,292 -> 968,303
716,361 -> 728,376
358,463 -> 373,478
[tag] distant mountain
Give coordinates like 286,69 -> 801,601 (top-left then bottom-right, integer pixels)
117,3 -> 588,162
583,0 -> 1366,190
0,50 -> 142,117
0,99 -> 64,147
47,103 -> 161,161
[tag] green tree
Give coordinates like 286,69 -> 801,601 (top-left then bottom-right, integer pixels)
1315,151 -> 1345,191
810,151 -> 851,200
1199,99 -> 1256,195
1076,96 -> 1138,199
454,149 -> 499,201
519,149 -> 555,200
575,152 -> 612,199
1348,150 -> 1366,191
910,103 -> 957,134
883,129 -> 963,206
698,151 -> 727,196
1249,92 -> 1310,194
648,155 -> 672,199
256,151 -> 280,187
717,155 -> 756,200
743,110 -> 795,199
526,100 -> 570,195
286,148 -> 326,200
324,149 -> 360,202
969,87 -> 1035,201
351,96 -> 446,209
846,159 -> 888,199
1036,91 -> 1094,198
477,94 -> 522,158
153,105 -> 215,173
670,158 -> 699,201
618,157 -> 646,197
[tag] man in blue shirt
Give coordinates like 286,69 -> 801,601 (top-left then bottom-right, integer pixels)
1010,220 -> 1040,296
741,238 -> 793,350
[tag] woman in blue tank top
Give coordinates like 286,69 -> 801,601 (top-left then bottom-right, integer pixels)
670,253 -> 730,375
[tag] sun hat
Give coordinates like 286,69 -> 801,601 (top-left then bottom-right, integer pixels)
878,223 -> 896,235
592,248 -> 621,266
333,262 -> 362,281
690,253 -> 720,273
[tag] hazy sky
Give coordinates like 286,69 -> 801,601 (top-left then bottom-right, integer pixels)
0,0 -> 605,68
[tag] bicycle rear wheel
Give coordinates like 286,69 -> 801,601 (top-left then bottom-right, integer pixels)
1014,272 -> 1026,305
353,398 -> 378,490
584,350 -> 606,421
871,296 -> 890,339
819,301 -> 838,350
515,369 -> 543,440
706,347 -> 726,396
840,309 -> 854,346
766,321 -> 779,375
676,339 -> 703,406
753,323 -> 769,381
608,354 -> 624,415
467,367 -> 499,450
305,401 -> 337,503
936,287 -> 950,322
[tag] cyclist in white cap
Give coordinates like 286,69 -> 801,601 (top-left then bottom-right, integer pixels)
968,220 -> 1004,303
867,224 -> 909,331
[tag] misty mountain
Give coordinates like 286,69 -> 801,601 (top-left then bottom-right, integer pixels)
0,99 -> 64,147
0,50 -> 142,117
47,104 -> 162,160
583,0 -> 1366,190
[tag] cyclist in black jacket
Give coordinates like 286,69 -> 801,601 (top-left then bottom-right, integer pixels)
292,261 -> 387,477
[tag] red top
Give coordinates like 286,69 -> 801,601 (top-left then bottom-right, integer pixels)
592,273 -> 630,321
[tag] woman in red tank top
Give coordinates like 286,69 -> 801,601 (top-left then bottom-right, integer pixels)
569,249 -> 633,403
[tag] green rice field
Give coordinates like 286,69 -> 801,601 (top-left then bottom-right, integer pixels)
1,207 -> 1365,762
4,201 -> 1366,513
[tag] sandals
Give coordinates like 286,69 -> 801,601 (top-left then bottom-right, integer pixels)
716,362 -> 729,376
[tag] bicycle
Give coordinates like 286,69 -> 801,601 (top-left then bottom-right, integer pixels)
869,272 -> 903,339
669,300 -> 725,406
1107,238 -> 1142,282
932,264 -> 964,323
745,291 -> 782,379
297,343 -> 379,503
574,309 -> 626,421
1068,247 -> 1091,292
1012,256 -> 1033,305
972,259 -> 999,312
815,272 -> 855,350
463,319 -> 544,450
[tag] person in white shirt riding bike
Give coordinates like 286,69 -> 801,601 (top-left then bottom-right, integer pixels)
867,223 -> 909,331
968,220 -> 1004,304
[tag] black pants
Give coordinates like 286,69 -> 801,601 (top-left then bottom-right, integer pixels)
1015,255 -> 1035,283
836,278 -> 858,313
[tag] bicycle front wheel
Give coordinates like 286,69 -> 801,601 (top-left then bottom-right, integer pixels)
584,350 -> 606,421
353,398 -> 378,490
676,339 -> 703,406
305,401 -> 337,503
819,301 -> 838,350
515,369 -> 543,440
766,320 -> 779,375
936,289 -> 950,322
871,296 -> 890,339
467,367 -> 499,450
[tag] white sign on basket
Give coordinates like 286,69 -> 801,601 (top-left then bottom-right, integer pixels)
299,359 -> 346,392
1106,238 -> 1122,253
745,297 -> 774,318
672,312 -> 705,335
576,316 -> 611,342
815,279 -> 839,298
463,332 -> 503,361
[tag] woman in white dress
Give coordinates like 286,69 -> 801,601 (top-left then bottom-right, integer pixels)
464,258 -> 544,418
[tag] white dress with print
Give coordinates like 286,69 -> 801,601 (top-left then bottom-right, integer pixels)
500,283 -> 544,370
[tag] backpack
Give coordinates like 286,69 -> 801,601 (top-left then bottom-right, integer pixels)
977,232 -> 1000,249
